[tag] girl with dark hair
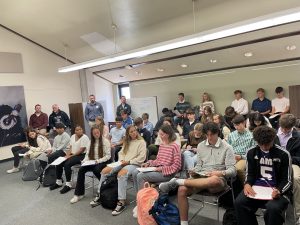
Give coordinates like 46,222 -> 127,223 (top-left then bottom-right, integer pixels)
7,127 -> 51,174
90,125 -> 147,215
213,113 -> 231,141
70,126 -> 111,204
224,106 -> 237,131
247,112 -> 272,132
133,124 -> 181,192
50,125 -> 90,194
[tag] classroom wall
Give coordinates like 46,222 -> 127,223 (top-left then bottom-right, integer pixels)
0,26 -> 82,160
130,61 -> 300,118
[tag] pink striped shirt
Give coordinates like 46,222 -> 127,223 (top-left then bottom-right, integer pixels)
148,142 -> 181,176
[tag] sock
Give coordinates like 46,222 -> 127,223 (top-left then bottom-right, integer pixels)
66,182 -> 72,187
176,179 -> 185,186
56,179 -> 63,185
181,221 -> 188,225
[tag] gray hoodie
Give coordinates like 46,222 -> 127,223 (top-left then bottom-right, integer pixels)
193,138 -> 236,179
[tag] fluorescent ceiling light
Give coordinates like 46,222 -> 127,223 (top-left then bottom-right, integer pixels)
59,7 -> 300,73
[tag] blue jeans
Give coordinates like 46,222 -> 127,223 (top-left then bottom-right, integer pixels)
183,150 -> 197,170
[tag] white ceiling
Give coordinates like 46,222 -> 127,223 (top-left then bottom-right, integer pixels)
1,0 -> 300,83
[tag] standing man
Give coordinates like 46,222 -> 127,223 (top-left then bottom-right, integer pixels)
29,104 -> 48,135
85,94 -> 104,127
174,93 -> 191,126
251,88 -> 272,116
235,126 -> 292,225
116,96 -> 131,117
49,104 -> 71,140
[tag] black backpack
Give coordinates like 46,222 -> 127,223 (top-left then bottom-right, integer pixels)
22,159 -> 43,181
223,208 -> 238,225
42,165 -> 57,187
100,174 -> 118,209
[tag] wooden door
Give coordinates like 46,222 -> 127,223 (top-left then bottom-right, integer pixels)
69,103 -> 85,134
289,85 -> 300,118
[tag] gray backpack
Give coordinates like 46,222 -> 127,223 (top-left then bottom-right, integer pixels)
22,159 -> 43,181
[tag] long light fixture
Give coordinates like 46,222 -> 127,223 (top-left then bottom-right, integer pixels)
59,7 -> 300,73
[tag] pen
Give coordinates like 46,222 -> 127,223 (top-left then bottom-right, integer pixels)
260,177 -> 275,190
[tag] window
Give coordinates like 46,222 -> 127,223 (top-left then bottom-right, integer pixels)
118,83 -> 130,99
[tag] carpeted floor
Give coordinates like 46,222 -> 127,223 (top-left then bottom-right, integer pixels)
0,160 -> 296,225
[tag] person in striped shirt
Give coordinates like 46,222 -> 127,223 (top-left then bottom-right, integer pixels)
228,115 -> 256,183
133,124 -> 182,191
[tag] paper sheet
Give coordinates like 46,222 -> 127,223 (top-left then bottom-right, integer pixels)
248,185 -> 273,200
107,161 -> 122,168
19,153 -> 26,157
50,156 -> 67,166
136,167 -> 157,172
81,160 -> 96,167
269,114 -> 280,119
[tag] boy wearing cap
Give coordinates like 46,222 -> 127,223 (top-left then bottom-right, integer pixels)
228,115 -> 256,182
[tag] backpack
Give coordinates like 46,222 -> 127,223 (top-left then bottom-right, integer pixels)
222,208 -> 238,225
22,158 -> 43,181
42,165 -> 56,187
137,182 -> 159,225
100,173 -> 118,209
149,194 -> 180,225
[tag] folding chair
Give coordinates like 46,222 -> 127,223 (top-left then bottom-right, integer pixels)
71,164 -> 97,195
188,177 -> 235,223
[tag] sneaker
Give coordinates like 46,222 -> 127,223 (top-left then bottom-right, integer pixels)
112,202 -> 126,216
90,195 -> 101,208
49,183 -> 62,191
70,195 -> 84,204
6,168 -> 19,174
60,185 -> 71,194
132,206 -> 138,218
159,178 -> 179,193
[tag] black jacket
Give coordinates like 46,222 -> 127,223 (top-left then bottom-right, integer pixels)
245,145 -> 292,197
49,110 -> 71,129
138,128 -> 151,147
116,103 -> 131,117
182,119 -> 198,139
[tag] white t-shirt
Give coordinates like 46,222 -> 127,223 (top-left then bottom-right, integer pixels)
70,134 -> 90,154
272,97 -> 290,113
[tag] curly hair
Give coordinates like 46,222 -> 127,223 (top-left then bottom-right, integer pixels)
253,126 -> 276,145
202,122 -> 219,135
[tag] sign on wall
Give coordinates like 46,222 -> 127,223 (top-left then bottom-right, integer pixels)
0,86 -> 27,147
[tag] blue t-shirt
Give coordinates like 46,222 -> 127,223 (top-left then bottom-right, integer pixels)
254,150 -> 276,187
251,98 -> 272,114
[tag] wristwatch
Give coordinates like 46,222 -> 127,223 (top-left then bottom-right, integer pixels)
221,170 -> 226,176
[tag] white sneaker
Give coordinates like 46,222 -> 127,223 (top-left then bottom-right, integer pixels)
132,206 -> 138,218
70,195 -> 84,204
7,168 -> 20,174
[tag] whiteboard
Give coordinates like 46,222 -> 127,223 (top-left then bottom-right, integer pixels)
126,97 -> 158,125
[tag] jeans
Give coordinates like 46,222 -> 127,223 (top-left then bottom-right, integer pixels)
11,146 -> 29,167
48,150 -> 66,164
183,150 -> 197,170
98,164 -> 139,200
56,154 -> 85,182
133,170 -> 173,192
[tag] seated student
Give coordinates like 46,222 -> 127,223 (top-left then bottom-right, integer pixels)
133,124 -> 182,191
28,104 -> 48,135
174,93 -> 191,126
182,123 -> 206,171
90,125 -> 147,215
153,108 -> 175,136
95,116 -> 109,139
121,109 -> 133,129
110,117 -> 126,162
275,114 -> 300,223
70,126 -> 111,204
148,117 -> 181,160
251,88 -> 272,116
224,106 -> 237,131
182,108 -> 198,139
269,86 -> 290,129
213,113 -> 231,141
246,112 -> 272,132
200,106 -> 213,124
142,113 -> 154,136
7,127 -> 51,174
231,90 -> 249,116
49,125 -> 90,194
235,126 -> 292,225
159,122 -> 236,225
199,92 -> 215,116
228,115 -> 255,183
47,123 -> 71,164
134,117 -> 151,146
